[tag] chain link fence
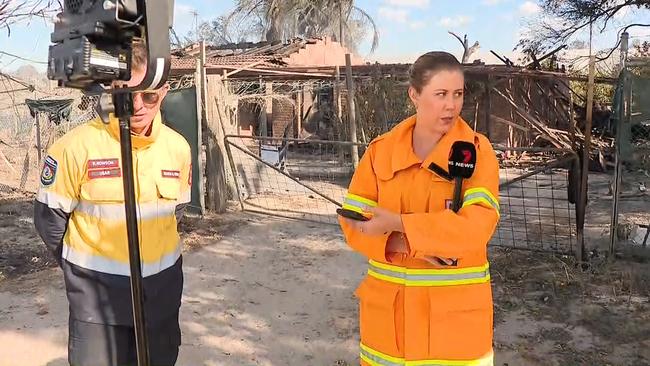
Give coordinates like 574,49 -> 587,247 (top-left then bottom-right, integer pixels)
224,135 -> 582,255
0,74 -> 196,194
0,94 -> 99,193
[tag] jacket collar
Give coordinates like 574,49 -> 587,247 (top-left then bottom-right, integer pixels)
385,114 -> 476,180
106,111 -> 162,149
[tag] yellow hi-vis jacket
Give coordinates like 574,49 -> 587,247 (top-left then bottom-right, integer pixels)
34,112 -> 191,325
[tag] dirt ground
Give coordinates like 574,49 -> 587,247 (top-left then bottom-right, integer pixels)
1,187 -> 650,366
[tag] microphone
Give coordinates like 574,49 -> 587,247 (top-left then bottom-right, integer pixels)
448,141 -> 477,212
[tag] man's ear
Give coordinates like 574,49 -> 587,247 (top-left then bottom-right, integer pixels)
159,83 -> 170,99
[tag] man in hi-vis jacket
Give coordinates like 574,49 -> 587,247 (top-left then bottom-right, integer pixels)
34,39 -> 191,366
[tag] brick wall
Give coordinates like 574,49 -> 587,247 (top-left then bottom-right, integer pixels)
284,37 -> 364,67
272,98 -> 295,138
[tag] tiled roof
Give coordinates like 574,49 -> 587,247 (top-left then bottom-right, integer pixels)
171,38 -> 320,71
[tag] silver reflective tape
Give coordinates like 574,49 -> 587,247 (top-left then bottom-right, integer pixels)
343,198 -> 368,210
36,190 -> 78,213
369,263 -> 490,283
75,200 -> 176,220
463,191 -> 499,210
61,244 -> 181,277
360,348 -> 403,366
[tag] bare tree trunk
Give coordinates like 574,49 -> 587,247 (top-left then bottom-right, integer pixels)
265,3 -> 282,41
448,31 -> 480,63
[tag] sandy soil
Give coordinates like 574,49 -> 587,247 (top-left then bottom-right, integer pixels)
1,143 -> 649,366
1,198 -> 649,366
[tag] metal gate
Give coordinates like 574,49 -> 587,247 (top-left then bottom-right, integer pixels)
493,147 -> 581,256
225,135 -> 360,225
225,137 -> 582,256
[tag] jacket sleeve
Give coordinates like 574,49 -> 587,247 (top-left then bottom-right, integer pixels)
338,144 -> 391,262
33,142 -> 81,263
176,142 -> 192,223
34,202 -> 70,265
401,136 -> 500,260
179,144 -> 192,205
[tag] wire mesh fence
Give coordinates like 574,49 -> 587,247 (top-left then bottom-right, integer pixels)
225,136 -> 582,255
492,147 -> 580,255
225,135 -> 357,225
0,75 -> 196,194
0,94 -> 99,193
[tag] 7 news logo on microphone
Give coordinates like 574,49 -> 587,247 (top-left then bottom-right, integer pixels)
448,142 -> 476,174
448,141 -> 477,212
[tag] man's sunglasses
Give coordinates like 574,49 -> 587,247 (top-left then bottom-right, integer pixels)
134,91 -> 160,105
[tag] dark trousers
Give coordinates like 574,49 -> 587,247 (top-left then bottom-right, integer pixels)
68,312 -> 181,366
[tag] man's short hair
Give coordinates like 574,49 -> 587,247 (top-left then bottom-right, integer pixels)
131,38 -> 147,71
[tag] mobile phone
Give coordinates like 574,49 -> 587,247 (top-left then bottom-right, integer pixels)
336,208 -> 370,221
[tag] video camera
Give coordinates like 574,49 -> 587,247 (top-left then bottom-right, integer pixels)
48,0 -> 174,93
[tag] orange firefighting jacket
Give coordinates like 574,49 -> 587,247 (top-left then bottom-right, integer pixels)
340,115 -> 499,365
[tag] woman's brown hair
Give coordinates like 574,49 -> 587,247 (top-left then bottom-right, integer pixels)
409,51 -> 463,93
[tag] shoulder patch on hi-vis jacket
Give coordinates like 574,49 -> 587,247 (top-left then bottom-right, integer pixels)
445,199 -> 453,210
40,155 -> 58,186
162,170 -> 180,179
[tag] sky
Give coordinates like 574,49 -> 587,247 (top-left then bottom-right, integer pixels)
1,0 -> 649,73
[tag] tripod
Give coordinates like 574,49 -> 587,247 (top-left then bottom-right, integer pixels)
114,91 -> 150,366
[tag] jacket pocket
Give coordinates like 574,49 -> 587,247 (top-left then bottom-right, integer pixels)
80,179 -> 124,203
427,180 -> 455,213
156,177 -> 180,201
428,283 -> 493,359
354,276 -> 402,356
155,178 -> 181,228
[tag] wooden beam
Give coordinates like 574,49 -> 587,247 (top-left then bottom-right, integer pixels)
265,81 -> 273,137
345,54 -> 359,169
484,76 -> 492,139
296,87 -> 302,138
492,87 -> 570,149
489,50 -> 513,66
534,80 -> 569,126
490,114 -> 530,132
195,51 -> 206,214
224,60 -> 266,78
204,73 -> 235,212
205,64 -> 334,78
526,44 -> 567,69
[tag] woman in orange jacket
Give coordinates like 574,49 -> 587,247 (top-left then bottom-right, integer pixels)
339,52 -> 499,366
